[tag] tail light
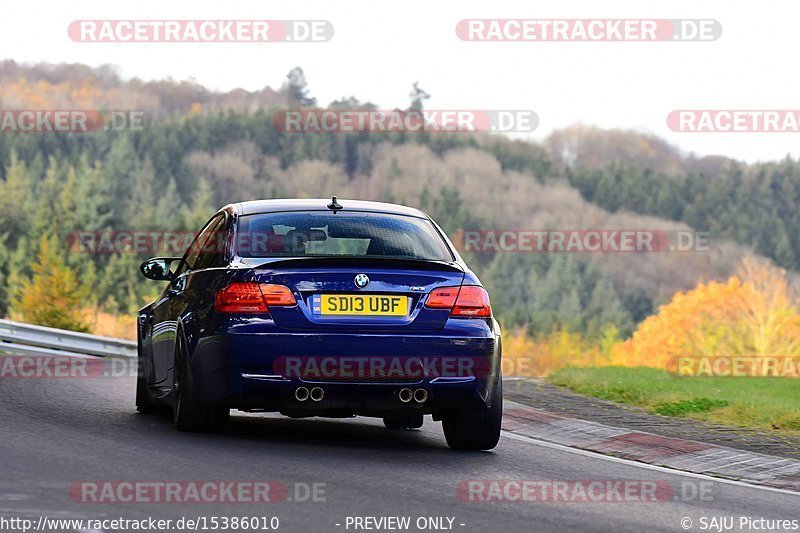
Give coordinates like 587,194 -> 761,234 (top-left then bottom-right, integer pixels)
259,284 -> 297,306
425,287 -> 460,309
215,282 -> 296,313
451,286 -> 492,317
425,286 -> 492,317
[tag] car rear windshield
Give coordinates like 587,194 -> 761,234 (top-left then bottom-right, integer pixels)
236,211 -> 453,261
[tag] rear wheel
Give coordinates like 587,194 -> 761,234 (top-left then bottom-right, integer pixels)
173,335 -> 229,432
383,413 -> 424,430
442,377 -> 502,450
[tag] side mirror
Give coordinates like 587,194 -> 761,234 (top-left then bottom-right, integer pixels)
140,257 -> 181,281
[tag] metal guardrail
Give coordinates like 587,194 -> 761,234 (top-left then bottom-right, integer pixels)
0,319 -> 136,359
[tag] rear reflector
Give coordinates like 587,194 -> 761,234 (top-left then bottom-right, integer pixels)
215,282 -> 296,313
425,286 -> 492,317
425,286 -> 460,309
259,284 -> 297,306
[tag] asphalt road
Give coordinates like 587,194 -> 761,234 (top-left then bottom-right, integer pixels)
0,369 -> 798,533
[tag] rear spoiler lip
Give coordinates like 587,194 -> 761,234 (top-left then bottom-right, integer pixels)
240,256 -> 465,273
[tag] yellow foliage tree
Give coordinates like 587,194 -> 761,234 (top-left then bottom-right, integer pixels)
503,326 -> 613,377
611,257 -> 800,368
11,234 -> 90,332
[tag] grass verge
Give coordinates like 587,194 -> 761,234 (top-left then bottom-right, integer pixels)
546,366 -> 800,435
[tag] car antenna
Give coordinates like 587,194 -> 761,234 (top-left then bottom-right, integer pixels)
327,196 -> 343,213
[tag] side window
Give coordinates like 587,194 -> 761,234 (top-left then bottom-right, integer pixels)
175,215 -> 223,276
195,216 -> 228,270
213,216 -> 234,267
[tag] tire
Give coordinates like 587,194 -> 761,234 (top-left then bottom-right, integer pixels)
383,413 -> 424,430
442,377 -> 502,450
173,335 -> 229,432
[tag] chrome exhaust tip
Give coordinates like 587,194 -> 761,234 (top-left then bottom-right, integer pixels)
295,387 -> 310,402
310,387 -> 325,402
413,388 -> 428,404
398,388 -> 413,403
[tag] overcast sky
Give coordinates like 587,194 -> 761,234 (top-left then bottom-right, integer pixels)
4,0 -> 799,162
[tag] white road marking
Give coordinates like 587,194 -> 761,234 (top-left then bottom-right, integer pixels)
0,494 -> 29,501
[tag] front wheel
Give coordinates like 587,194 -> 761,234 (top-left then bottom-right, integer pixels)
442,377 -> 502,450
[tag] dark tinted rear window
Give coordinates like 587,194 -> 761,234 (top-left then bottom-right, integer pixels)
236,211 -> 453,261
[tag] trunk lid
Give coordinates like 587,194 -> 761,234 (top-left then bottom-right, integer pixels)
246,257 -> 465,332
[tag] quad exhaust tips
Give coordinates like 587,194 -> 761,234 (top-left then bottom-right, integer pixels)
399,388 -> 428,404
299,385 -> 421,403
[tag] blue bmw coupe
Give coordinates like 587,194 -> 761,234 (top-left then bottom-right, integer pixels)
137,198 -> 502,450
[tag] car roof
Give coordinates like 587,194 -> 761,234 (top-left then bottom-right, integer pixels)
231,198 -> 429,218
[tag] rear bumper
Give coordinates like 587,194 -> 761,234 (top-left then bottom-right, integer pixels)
237,377 -> 489,417
186,320 -> 501,417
